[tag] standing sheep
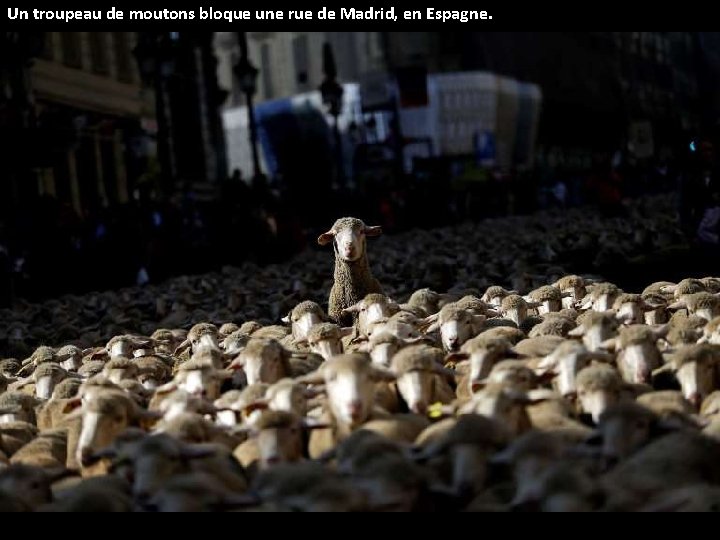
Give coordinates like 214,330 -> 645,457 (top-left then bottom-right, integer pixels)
317,218 -> 384,326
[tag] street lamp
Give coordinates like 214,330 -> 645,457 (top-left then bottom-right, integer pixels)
234,32 -> 261,180
320,42 -> 345,185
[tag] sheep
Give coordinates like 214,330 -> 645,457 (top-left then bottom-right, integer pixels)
367,311 -> 425,342
262,378 -> 321,418
153,412 -> 241,450
281,301 -> 328,343
0,465 -> 75,510
141,472 -> 252,513
482,360 -> 546,393
636,391 -> 700,428
477,326 -> 527,345
357,331 -> 410,368
317,218 -> 384,326
599,325 -> 666,385
664,278 -> 707,301
165,358 -> 232,400
699,316 -> 720,345
601,431 -> 720,511
101,357 -> 139,385
527,315 -> 576,338
76,358 -> 107,380
413,414 -> 510,497
229,338 -> 323,385
663,312 -> 705,348
402,288 -> 451,317
421,304 -> 486,352
513,461 -> 603,512
296,353 -> 396,458
553,275 -> 588,309
498,294 -> 537,327
526,285 -> 566,315
588,402 -> 672,465
447,336 -> 521,399
669,292 -> 720,322
212,384 -> 270,428
342,294 -> 401,337
482,286 -> 518,307
96,433 -> 248,501
512,336 -> 565,358
0,359 -> 21,377
220,330 -> 252,358
173,323 -> 221,357
389,345 -> 455,414
575,364 -> 627,423
640,292 -> 670,326
233,410 -> 327,470
0,392 -> 42,425
9,429 -> 67,468
456,384 -> 540,436
639,484 -> 720,512
533,341 -> 614,399
568,311 -> 620,352
64,390 -> 160,469
0,422 -> 39,457
150,329 -> 180,355
301,323 -> 350,361
39,475 -> 133,512
651,344 -> 720,408
613,293 -> 656,325
105,335 -> 152,359
55,345 -> 83,372
134,355 -> 172,390
580,283 -> 622,312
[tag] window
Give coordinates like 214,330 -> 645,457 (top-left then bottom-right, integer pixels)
113,32 -> 133,83
260,43 -> 274,99
60,32 -> 83,68
292,35 -> 310,92
88,33 -> 109,75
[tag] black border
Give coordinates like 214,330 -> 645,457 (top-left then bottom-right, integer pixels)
2,1 -> 716,30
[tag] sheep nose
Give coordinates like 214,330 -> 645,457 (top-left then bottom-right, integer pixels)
563,391 -> 578,401
264,456 -> 281,466
447,339 -> 459,351
79,448 -> 96,467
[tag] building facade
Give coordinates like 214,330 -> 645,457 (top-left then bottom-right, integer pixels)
26,32 -> 154,215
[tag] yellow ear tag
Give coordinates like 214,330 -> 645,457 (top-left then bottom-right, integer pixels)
428,402 -> 444,419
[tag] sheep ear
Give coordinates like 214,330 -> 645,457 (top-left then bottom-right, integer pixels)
342,303 -> 363,314
471,379 -> 487,393
364,225 -> 382,237
599,338 -> 618,352
370,367 -> 396,382
423,320 -> 441,335
317,231 -> 335,246
616,312 -> 634,324
484,309 -> 500,318
698,335 -> 709,344
651,363 -> 676,377
62,397 -> 83,414
281,314 -> 291,324
667,300 -> 686,311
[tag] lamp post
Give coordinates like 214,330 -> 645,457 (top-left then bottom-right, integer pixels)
320,42 -> 345,186
234,32 -> 261,180
133,32 -> 178,193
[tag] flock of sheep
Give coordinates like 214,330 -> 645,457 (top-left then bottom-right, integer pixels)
2,193 -> 720,512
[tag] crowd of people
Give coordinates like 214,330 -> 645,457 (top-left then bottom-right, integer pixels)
0,139 -> 717,308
